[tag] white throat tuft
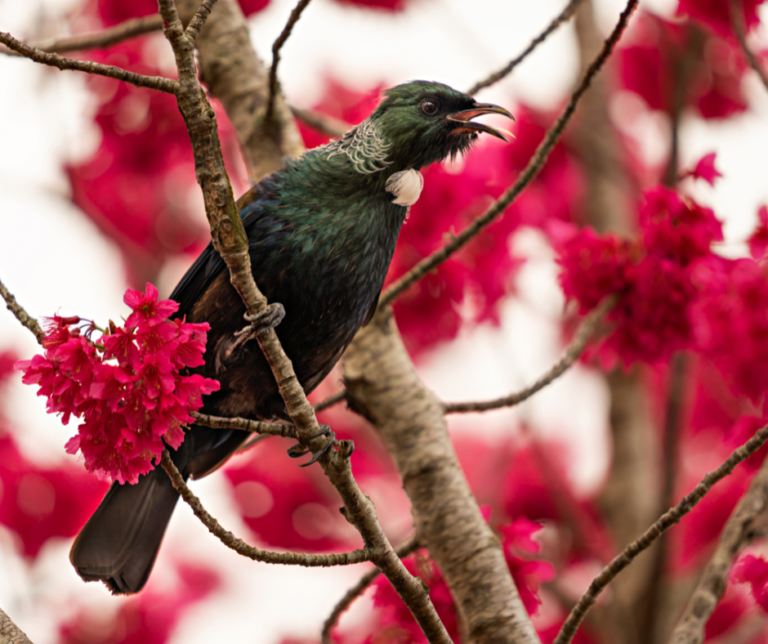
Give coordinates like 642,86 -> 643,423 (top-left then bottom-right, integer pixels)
385,169 -> 424,207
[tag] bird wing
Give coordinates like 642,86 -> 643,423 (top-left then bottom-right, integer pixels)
170,197 -> 288,320
170,242 -> 222,321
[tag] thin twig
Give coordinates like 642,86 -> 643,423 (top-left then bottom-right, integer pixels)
265,0 -> 313,121
730,0 -> 768,93
0,277 -> 43,343
553,423 -> 768,644
444,295 -> 616,413
467,0 -> 586,95
290,106 -> 350,139
638,353 -> 686,639
314,390 -> 347,413
321,536 -> 422,644
185,0 -> 218,43
0,15 -> 163,56
191,411 -> 295,437
159,450 -> 375,566
379,0 -> 639,308
0,31 -> 178,94
668,454 -> 768,644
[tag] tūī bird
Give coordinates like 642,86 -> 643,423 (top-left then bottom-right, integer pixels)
69,80 -> 513,594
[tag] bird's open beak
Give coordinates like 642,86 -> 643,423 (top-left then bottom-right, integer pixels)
447,102 -> 515,142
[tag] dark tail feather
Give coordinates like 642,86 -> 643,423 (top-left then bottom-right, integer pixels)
69,464 -> 183,595
70,425 -> 248,594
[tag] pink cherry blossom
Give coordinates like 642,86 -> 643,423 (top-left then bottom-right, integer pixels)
732,554 -> 768,611
680,152 -> 724,186
16,284 -> 219,484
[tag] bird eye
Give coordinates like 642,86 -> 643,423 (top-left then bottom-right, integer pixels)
421,100 -> 438,115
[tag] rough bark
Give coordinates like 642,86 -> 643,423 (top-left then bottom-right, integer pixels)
0,609 -> 33,644
344,310 -> 540,644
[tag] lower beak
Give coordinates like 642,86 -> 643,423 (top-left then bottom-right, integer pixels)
447,103 -> 515,142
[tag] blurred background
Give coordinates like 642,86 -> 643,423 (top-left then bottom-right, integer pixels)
2,0 -> 768,642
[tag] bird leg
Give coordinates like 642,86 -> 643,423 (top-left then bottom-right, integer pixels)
287,425 -> 340,467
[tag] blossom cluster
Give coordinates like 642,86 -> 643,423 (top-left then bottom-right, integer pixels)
15,284 -> 219,484
557,184 -> 723,365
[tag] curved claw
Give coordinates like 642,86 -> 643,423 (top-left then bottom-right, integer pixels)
286,426 -> 336,467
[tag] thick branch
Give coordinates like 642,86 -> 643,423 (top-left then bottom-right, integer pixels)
160,450 -> 377,566
345,310 -> 541,644
667,454 -> 768,644
321,536 -> 421,644
0,31 -> 177,94
444,295 -> 615,413
266,0 -> 313,120
0,608 -> 33,644
467,0 -> 585,95
554,424 -> 768,644
0,277 -> 43,342
175,0 -> 304,182
379,0 -> 639,307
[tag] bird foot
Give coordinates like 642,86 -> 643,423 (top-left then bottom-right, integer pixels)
222,303 -> 286,364
287,425 -> 337,467
238,302 -> 286,339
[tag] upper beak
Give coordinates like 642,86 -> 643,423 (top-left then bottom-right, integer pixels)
447,102 -> 515,142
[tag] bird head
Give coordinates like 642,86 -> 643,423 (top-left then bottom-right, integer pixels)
369,80 -> 514,171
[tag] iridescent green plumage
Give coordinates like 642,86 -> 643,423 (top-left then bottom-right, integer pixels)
70,80 -> 513,595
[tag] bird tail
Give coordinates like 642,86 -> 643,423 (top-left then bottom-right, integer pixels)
69,463 -> 183,595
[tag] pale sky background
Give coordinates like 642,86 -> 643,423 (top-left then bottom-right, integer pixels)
1,0 -> 768,642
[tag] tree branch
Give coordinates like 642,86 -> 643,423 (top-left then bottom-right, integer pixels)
185,0 -> 219,42
0,276 -> 43,343
321,536 -> 422,644
379,0 -> 639,308
553,423 -> 768,644
443,295 -> 615,414
266,0 -> 313,121
0,608 -> 34,644
291,106 -> 350,139
467,0 -> 586,95
159,450 -> 375,566
0,31 -> 178,94
730,0 -> 768,93
0,15 -> 163,55
191,411 -> 295,437
157,2 -> 449,640
314,390 -> 347,413
345,310 -> 542,644
174,0 -> 304,182
636,353 -> 687,641
667,453 -> 768,644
